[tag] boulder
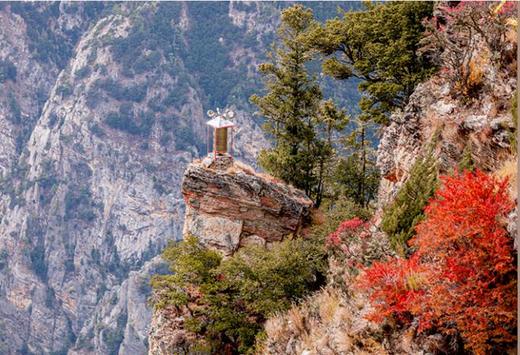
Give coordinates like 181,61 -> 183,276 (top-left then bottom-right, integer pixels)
181,157 -> 313,255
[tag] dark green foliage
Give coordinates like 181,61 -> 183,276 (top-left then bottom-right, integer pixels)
37,160 -> 59,206
185,2 -> 242,107
102,313 -> 127,355
75,66 -> 91,79
0,59 -> 17,82
161,90 -> 187,108
310,196 -> 373,245
10,3 -> 107,68
64,186 -> 97,222
380,149 -> 438,255
56,83 -> 73,97
27,218 -> 47,281
7,93 -> 21,125
109,3 -> 183,78
85,90 -> 101,109
251,5 -> 348,207
151,236 -> 326,354
0,249 -> 8,270
308,2 -> 435,124
48,113 -> 60,128
332,120 -> 380,207
89,123 -> 106,138
104,104 -> 155,137
96,79 -> 147,102
133,51 -> 162,75
174,125 -> 196,151
458,142 -> 475,172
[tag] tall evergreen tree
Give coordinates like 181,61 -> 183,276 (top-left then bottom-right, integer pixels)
251,5 -> 347,207
332,118 -> 379,207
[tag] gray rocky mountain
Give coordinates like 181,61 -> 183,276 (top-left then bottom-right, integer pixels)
0,2 -> 357,354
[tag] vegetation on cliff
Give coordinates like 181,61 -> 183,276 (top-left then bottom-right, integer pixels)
150,2 -> 518,354
308,1 -> 435,125
254,2 -> 517,354
359,170 -> 517,354
380,148 -> 438,254
151,236 -> 326,353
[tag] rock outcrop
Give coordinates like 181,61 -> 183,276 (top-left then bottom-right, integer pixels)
148,156 -> 313,353
181,156 -> 313,255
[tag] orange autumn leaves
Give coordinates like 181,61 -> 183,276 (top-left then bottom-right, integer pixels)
355,170 -> 517,354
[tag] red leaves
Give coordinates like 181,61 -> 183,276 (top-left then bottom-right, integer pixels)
357,254 -> 427,324
325,217 -> 365,247
358,170 -> 517,353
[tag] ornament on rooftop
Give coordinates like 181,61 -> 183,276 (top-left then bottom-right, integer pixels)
206,107 -> 236,159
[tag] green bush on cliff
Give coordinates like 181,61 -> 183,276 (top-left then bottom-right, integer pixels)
380,149 -> 438,255
151,235 -> 326,354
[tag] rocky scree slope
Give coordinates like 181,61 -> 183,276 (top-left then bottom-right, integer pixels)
0,2 -> 363,354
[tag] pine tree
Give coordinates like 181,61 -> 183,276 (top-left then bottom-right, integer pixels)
332,118 -> 379,207
307,2 -> 434,125
251,5 -> 347,207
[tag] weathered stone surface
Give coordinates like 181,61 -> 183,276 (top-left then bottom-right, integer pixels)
376,56 -> 516,213
181,159 -> 313,255
183,206 -> 243,256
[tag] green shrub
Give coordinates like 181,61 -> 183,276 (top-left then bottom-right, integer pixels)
64,186 -> 97,222
151,235 -> 326,354
7,93 -> 21,125
56,83 -> 73,97
312,196 -> 373,242
380,149 -> 438,255
96,79 -> 147,102
458,142 -> 475,172
75,66 -> 91,79
0,59 -> 17,82
104,105 -> 155,137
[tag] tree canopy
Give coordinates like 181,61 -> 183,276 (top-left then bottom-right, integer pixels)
307,2 -> 435,124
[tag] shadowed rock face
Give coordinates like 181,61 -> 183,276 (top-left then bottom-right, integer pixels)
181,156 -> 313,255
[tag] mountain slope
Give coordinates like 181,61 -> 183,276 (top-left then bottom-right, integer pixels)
0,2 -> 358,354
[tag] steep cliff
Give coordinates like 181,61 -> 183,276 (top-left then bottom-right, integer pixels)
0,2 -> 358,353
149,157 -> 313,354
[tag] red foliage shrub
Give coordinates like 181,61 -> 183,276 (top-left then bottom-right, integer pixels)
359,170 -> 517,354
357,254 -> 426,324
325,217 -> 365,247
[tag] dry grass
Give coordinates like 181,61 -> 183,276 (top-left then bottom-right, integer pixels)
264,316 -> 287,341
495,157 -> 517,200
287,307 -> 307,335
317,289 -> 341,324
232,160 -> 256,175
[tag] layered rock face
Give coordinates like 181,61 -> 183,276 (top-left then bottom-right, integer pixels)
181,156 -> 313,255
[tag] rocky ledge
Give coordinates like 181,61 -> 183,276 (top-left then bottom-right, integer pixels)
181,155 -> 313,255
